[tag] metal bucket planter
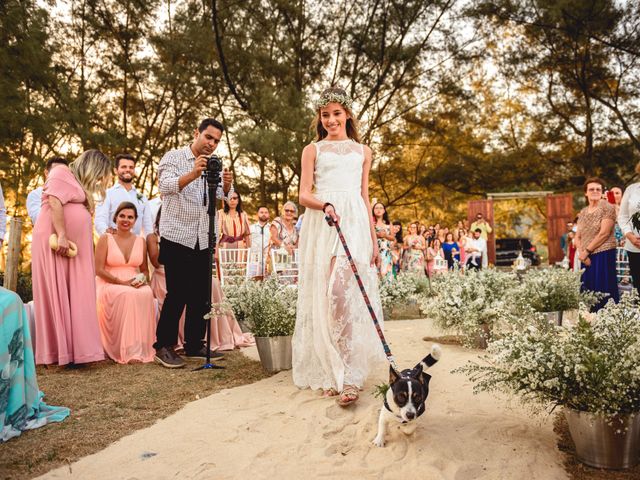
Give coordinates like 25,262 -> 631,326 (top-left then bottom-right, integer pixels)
544,311 -> 564,327
255,335 -> 292,373
564,408 -> 640,469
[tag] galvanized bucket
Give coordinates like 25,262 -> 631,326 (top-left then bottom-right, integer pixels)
544,311 -> 563,326
564,408 -> 640,469
255,335 -> 292,373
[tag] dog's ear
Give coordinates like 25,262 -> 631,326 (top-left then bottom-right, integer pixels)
389,365 -> 399,384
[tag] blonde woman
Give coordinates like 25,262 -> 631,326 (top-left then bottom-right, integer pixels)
32,150 -> 112,365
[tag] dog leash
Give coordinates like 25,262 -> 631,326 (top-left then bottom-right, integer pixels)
325,214 -> 400,374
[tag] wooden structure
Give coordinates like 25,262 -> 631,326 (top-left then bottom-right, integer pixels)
468,192 -> 574,266
4,217 -> 22,291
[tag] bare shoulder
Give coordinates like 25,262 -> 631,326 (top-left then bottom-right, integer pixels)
302,143 -> 317,157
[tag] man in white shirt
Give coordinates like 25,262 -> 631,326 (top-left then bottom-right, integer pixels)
465,228 -> 488,270
95,154 -> 154,237
26,157 -> 69,225
0,182 -> 6,248
248,206 -> 271,277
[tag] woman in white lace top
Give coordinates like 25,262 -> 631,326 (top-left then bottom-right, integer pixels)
293,87 -> 385,407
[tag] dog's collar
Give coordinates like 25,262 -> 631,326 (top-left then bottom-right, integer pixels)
383,398 -> 408,424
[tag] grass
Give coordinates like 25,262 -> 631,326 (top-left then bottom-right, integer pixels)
1,352 -> 271,480
554,414 -> 640,480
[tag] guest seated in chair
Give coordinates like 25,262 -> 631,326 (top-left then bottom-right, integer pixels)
0,287 -> 69,442
95,202 -> 156,363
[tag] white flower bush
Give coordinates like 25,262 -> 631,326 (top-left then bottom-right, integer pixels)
223,279 -> 297,337
456,292 -> 640,418
512,267 -> 602,313
418,269 -> 519,347
378,273 -> 430,311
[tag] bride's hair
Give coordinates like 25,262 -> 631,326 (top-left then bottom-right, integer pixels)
311,87 -> 361,143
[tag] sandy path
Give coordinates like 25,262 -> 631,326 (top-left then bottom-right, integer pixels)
41,319 -> 567,480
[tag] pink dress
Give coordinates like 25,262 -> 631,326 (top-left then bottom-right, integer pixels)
96,235 -> 155,363
31,166 -> 105,365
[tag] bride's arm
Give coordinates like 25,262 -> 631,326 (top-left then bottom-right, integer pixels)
299,145 -> 324,211
361,146 -> 378,256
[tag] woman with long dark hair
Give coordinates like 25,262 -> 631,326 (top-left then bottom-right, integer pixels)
218,192 -> 251,249
372,202 -> 394,280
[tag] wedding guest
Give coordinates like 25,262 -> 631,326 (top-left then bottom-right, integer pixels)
465,228 -> 487,270
0,287 -> 69,442
403,222 -> 426,274
427,238 -> 445,276
560,221 -> 574,257
31,150 -> 111,365
372,202 -> 394,280
391,221 -> 403,277
270,201 -> 299,255
470,212 -> 493,241
248,206 -> 271,278
95,154 -> 154,237
576,178 -> 618,311
618,169 -> 640,290
456,228 -> 467,265
218,191 -> 251,249
95,202 -> 155,363
442,232 -> 460,269
26,157 -> 69,225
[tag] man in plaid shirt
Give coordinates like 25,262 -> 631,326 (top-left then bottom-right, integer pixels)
154,118 -> 233,368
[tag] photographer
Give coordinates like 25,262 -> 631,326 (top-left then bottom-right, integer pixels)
154,118 -> 233,368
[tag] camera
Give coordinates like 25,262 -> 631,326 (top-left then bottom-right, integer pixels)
202,154 -> 223,185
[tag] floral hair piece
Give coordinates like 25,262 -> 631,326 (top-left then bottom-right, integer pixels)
315,88 -> 354,110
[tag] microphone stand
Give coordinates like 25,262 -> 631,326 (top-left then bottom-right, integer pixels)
194,172 -> 225,371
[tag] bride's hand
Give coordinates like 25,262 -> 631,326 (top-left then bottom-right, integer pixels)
323,204 -> 340,224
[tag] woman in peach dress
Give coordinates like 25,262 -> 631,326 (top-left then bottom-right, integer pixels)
95,202 -> 155,363
148,208 -> 253,351
31,150 -> 110,365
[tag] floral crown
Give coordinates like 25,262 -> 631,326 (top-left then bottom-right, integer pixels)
315,88 -> 353,110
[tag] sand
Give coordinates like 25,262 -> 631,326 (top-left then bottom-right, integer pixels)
40,319 -> 567,480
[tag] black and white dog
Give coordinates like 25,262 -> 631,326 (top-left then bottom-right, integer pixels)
372,344 -> 441,447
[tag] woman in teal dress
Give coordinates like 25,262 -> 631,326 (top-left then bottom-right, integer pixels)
372,202 -> 394,280
0,287 -> 69,442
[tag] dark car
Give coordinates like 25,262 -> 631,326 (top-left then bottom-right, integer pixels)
495,238 -> 541,267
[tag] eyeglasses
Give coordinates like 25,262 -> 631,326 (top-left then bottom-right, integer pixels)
284,209 -> 295,213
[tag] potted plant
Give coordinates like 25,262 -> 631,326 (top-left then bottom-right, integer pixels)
379,273 -> 429,320
418,269 -> 517,348
224,278 -> 296,372
457,293 -> 640,469
514,268 -> 602,326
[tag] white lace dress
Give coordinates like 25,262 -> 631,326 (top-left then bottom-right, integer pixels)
292,139 -> 386,392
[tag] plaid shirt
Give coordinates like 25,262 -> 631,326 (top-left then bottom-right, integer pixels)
158,146 -> 232,250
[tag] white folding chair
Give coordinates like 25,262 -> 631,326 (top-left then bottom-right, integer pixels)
218,248 -> 251,286
270,248 -> 299,285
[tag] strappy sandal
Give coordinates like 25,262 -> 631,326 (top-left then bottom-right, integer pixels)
337,385 -> 359,407
321,388 -> 338,397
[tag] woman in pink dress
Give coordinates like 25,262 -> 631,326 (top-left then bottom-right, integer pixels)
95,202 -> 155,363
148,208 -> 253,351
31,150 -> 111,365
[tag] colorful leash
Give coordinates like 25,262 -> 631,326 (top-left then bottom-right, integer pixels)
325,215 -> 400,374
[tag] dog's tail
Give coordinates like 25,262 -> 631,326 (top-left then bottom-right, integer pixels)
417,344 -> 442,371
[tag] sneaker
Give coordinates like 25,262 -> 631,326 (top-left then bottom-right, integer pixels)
184,346 -> 226,360
154,346 -> 186,368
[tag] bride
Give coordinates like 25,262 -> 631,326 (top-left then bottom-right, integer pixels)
293,87 -> 385,406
